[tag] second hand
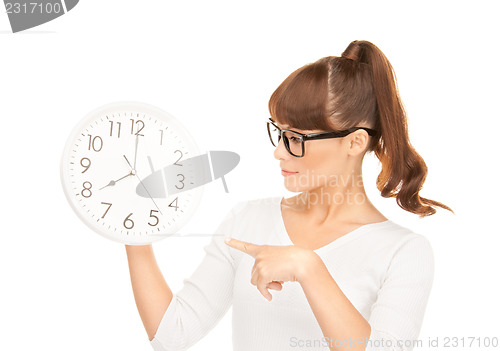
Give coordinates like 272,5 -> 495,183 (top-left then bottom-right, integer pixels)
123,154 -> 163,216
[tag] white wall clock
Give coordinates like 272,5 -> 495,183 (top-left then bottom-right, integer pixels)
60,101 -> 205,245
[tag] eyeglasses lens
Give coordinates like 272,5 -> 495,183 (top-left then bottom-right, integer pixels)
267,122 -> 303,157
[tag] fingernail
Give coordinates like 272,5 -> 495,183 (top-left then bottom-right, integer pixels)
224,237 -> 231,244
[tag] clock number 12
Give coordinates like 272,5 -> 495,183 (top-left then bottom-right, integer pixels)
130,119 -> 145,136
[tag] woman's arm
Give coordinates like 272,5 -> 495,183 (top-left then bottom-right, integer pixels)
125,203 -> 241,351
298,235 -> 435,351
125,244 -> 173,341
299,253 -> 371,351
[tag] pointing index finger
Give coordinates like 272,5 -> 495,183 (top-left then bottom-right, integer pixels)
224,237 -> 258,257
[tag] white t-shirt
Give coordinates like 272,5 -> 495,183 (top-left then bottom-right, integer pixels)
150,196 -> 434,351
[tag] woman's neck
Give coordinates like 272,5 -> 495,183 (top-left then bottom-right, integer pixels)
284,179 -> 386,226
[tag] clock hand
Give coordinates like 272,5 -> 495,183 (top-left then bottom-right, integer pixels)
123,154 -> 133,170
136,173 -> 163,216
133,133 -> 139,170
99,171 -> 133,190
123,154 -> 163,215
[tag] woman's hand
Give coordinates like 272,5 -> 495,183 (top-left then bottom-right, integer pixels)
224,237 -> 317,301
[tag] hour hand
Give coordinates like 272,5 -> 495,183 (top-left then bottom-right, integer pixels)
99,171 -> 132,190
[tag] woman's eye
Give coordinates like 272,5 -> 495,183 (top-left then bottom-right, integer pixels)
290,137 -> 301,143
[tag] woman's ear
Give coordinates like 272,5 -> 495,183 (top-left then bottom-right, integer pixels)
347,130 -> 370,156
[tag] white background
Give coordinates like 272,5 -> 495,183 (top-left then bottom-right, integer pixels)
1,1 -> 498,350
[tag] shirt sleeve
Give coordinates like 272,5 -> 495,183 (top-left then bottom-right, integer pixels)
150,202 -> 242,351
364,235 -> 435,351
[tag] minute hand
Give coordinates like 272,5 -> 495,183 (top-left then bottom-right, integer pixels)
133,133 -> 139,170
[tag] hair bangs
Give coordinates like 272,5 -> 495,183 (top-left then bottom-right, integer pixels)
268,61 -> 332,131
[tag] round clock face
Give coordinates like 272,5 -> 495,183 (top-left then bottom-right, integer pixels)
60,101 -> 203,245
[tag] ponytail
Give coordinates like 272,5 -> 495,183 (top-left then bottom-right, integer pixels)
341,40 -> 454,217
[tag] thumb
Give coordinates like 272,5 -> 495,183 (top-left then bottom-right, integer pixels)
267,281 -> 284,291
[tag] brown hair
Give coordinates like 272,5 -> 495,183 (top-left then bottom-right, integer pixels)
268,40 -> 454,218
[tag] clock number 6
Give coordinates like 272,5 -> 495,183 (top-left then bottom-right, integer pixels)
124,213 -> 135,229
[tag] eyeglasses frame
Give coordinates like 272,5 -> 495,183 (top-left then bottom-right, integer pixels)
266,118 -> 378,158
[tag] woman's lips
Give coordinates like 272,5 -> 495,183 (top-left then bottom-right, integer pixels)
281,169 -> 297,176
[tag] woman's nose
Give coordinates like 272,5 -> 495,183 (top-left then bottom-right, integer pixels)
274,137 -> 290,160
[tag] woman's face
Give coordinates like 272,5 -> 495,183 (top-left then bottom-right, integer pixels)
273,121 -> 366,194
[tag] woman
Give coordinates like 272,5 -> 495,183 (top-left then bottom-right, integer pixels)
126,40 -> 453,351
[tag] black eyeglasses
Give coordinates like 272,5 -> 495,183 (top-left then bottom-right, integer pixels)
266,118 -> 378,157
